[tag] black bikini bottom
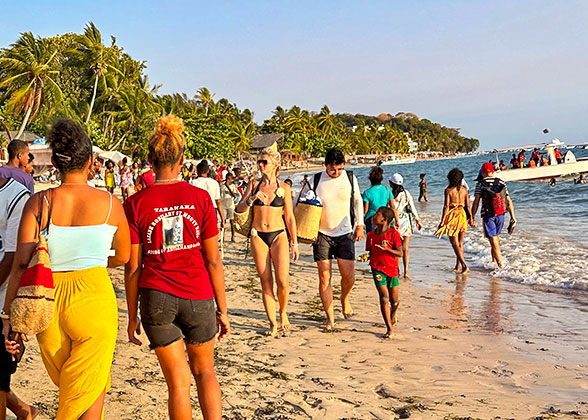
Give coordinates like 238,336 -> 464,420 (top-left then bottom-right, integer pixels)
256,229 -> 285,248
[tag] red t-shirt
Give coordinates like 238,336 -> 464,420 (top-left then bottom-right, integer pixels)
123,182 -> 219,300
138,169 -> 156,189
366,227 -> 403,278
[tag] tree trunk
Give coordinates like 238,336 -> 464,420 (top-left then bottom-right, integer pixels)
15,106 -> 33,139
85,73 -> 99,124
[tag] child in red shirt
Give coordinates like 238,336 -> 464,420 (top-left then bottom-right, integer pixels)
366,206 -> 403,338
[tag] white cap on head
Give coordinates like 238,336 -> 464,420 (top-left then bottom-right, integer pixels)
389,173 -> 403,185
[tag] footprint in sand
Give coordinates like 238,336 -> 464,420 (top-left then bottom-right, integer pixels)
427,334 -> 447,341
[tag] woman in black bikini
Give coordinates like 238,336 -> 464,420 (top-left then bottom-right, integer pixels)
236,147 -> 298,336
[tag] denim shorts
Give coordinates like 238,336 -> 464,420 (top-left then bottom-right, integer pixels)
139,288 -> 217,349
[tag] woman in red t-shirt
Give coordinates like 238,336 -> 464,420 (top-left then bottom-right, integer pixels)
123,115 -> 229,420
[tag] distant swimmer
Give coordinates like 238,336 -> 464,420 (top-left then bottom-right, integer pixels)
549,177 -> 556,186
470,162 -> 516,269
418,173 -> 428,202
575,174 -> 586,184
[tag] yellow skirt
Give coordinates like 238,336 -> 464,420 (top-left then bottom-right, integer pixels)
435,205 -> 467,238
37,267 -> 118,420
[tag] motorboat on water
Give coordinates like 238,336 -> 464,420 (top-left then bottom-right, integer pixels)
494,139 -> 588,182
380,156 -> 416,165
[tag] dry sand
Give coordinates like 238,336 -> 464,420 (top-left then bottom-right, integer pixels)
9,232 -> 588,419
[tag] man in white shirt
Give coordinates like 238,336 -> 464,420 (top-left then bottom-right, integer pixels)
0,177 -> 37,419
311,148 -> 364,330
190,160 -> 225,228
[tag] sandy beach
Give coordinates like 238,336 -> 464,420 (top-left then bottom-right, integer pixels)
8,229 -> 588,419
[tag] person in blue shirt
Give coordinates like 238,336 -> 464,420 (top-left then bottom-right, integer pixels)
362,166 -> 398,232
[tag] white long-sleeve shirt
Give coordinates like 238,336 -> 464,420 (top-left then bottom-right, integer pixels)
315,171 -> 364,237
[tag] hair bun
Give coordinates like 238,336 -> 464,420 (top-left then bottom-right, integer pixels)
155,115 -> 184,137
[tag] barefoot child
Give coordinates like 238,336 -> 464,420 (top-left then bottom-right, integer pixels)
366,207 -> 403,338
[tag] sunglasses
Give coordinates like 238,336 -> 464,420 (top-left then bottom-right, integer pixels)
326,166 -> 345,174
257,159 -> 270,166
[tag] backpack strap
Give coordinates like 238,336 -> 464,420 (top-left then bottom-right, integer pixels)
346,170 -> 356,227
312,172 -> 321,192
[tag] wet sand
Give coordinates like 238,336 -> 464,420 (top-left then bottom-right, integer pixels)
8,229 -> 588,419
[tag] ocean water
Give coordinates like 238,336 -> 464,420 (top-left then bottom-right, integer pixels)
285,148 -> 588,291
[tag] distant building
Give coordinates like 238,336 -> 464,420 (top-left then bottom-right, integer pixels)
251,133 -> 284,153
404,132 -> 418,153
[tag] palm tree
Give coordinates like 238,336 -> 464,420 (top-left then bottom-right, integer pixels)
75,22 -> 119,124
316,105 -> 334,138
108,76 -> 160,151
0,32 -> 62,138
196,87 -> 215,115
228,120 -> 254,159
272,106 -> 287,125
285,106 -> 309,134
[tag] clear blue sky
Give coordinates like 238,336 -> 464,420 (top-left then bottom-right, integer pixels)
2,0 -> 587,149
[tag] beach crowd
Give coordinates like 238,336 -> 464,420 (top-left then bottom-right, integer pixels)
0,115 -> 522,419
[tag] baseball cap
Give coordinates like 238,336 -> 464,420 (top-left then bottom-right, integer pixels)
481,162 -> 494,174
389,173 -> 403,185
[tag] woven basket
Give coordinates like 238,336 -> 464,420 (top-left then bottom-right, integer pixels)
234,208 -> 253,237
294,202 -> 323,244
11,235 -> 54,335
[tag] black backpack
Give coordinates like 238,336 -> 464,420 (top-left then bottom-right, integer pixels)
313,171 -> 356,227
480,178 -> 507,217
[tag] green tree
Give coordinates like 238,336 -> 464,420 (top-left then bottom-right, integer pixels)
196,87 -> 215,115
74,22 -> 119,124
0,32 -> 62,138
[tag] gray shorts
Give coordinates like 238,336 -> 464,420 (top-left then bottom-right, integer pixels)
312,232 -> 355,262
224,206 -> 235,221
139,288 -> 217,349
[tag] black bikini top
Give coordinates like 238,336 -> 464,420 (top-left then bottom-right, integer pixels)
253,180 -> 285,208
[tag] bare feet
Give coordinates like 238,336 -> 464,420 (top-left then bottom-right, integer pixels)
280,314 -> 291,336
280,313 -> 290,331
403,273 -> 410,279
462,266 -> 469,274
382,330 -> 393,339
265,324 -> 278,337
321,320 -> 336,332
342,302 -> 353,319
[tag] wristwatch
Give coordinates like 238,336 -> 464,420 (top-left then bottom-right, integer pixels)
0,310 -> 9,320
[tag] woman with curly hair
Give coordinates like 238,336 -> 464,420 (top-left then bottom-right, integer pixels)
235,147 -> 298,337
362,166 -> 398,233
435,168 -> 470,273
124,115 -> 229,419
3,118 -> 131,419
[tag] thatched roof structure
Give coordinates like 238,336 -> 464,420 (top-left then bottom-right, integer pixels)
251,133 -> 284,151
0,130 -> 43,143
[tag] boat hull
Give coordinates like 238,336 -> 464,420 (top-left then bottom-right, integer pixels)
381,157 -> 416,165
496,158 -> 588,181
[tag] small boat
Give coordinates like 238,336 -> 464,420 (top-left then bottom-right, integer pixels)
381,156 -> 416,166
494,140 -> 588,182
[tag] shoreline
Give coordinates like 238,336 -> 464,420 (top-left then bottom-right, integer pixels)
9,231 -> 587,419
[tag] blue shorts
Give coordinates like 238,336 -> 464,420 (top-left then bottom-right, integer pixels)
483,215 -> 504,238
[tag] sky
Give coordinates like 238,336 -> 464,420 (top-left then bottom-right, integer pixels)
2,0 -> 587,150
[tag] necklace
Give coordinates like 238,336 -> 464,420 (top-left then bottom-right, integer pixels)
154,178 -> 179,184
